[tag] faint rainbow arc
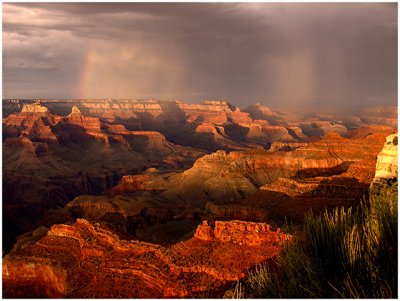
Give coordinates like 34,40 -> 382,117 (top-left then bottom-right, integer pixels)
79,50 -> 94,99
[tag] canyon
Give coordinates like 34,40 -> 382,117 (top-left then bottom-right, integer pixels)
3,219 -> 290,298
2,101 -> 204,252
2,99 -> 397,298
4,99 -> 396,151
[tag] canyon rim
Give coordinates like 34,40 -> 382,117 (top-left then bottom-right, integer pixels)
2,2 -> 398,299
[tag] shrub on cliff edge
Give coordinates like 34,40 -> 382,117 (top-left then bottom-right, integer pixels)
243,195 -> 398,298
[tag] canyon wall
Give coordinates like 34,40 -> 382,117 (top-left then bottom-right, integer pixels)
2,102 -> 204,252
3,219 -> 289,298
5,99 -> 371,152
199,129 -> 393,223
80,127 -> 393,229
369,133 -> 398,207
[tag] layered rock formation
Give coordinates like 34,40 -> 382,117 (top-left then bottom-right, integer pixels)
372,133 -> 398,179
2,103 -> 204,252
3,99 -> 396,298
297,106 -> 398,131
194,220 -> 290,246
2,99 -> 314,152
199,128 -> 393,222
369,133 -> 398,207
3,102 -> 58,143
3,219 -> 289,298
243,102 -> 287,126
68,126 -> 394,231
35,127 -> 392,241
4,100 -> 396,135
299,118 -> 348,137
112,174 -> 169,193
3,102 -> 204,167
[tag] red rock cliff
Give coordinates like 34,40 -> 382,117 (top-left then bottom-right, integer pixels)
3,219 -> 290,298
195,220 -> 291,246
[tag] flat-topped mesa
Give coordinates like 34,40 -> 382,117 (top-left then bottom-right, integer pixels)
269,141 -> 308,152
16,99 -> 240,119
203,100 -> 230,105
20,102 -> 51,115
112,174 -> 168,194
201,100 -> 236,110
194,220 -> 291,246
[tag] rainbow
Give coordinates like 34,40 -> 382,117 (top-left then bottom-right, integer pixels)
79,50 -> 94,99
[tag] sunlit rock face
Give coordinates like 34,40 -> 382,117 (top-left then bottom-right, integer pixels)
370,133 -> 398,206
198,128 -> 393,222
1,99 -> 331,152
3,219 -> 289,298
4,102 -> 58,143
80,126 -> 393,231
2,104 -> 204,176
373,133 -> 398,179
194,220 -> 291,246
69,105 -> 83,116
2,103 -> 205,254
2,99 -> 396,299
20,102 -> 51,115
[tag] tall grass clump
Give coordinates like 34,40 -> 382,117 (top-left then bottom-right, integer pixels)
223,280 -> 245,299
243,194 -> 398,298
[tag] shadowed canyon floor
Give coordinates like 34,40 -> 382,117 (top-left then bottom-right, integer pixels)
2,99 -> 397,298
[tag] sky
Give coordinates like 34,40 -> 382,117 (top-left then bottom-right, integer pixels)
2,2 -> 398,110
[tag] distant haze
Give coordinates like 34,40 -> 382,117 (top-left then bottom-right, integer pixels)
3,3 -> 397,111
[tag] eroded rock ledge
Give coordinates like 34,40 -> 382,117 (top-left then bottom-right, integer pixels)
3,219 -> 290,298
195,220 -> 291,246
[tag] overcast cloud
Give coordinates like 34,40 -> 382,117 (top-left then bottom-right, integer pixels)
2,3 -> 397,110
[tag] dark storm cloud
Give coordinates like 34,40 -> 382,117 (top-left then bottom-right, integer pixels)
3,3 -> 397,110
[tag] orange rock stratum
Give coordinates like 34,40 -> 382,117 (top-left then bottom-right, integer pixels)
3,219 -> 290,298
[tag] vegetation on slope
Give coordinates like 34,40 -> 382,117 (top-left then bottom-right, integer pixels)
237,195 -> 397,298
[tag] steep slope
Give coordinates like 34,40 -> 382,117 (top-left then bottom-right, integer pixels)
3,219 -> 290,298
3,102 -> 58,142
2,103 -> 204,252
369,133 -> 398,207
204,130 -> 394,223
3,99 -> 310,151
243,102 -> 287,125
61,127 -> 393,238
